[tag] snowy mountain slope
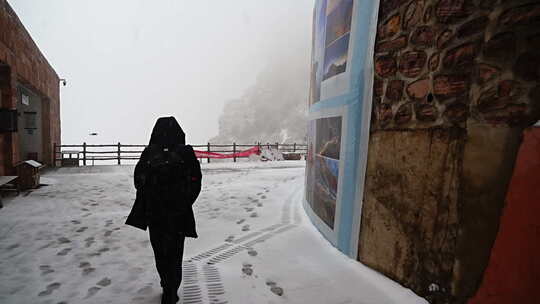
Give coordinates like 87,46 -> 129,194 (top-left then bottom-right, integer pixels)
211,51 -> 310,145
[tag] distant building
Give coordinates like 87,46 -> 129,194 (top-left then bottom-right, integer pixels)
0,0 -> 60,175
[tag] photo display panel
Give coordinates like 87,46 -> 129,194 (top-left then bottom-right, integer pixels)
305,116 -> 342,229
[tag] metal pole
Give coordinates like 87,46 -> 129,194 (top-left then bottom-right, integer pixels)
233,142 -> 236,162
293,142 -> 296,153
207,143 -> 211,164
83,142 -> 87,166
117,142 -> 121,165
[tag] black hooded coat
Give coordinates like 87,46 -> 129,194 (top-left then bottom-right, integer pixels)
125,117 -> 202,237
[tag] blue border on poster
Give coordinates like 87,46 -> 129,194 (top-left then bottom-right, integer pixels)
307,0 -> 379,256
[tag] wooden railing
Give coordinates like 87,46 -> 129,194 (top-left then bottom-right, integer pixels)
53,142 -> 307,166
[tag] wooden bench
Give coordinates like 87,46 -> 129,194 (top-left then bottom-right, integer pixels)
0,176 -> 19,208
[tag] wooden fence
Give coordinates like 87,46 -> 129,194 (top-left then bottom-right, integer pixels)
53,142 -> 307,166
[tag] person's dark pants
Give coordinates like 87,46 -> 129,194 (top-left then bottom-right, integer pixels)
149,225 -> 185,302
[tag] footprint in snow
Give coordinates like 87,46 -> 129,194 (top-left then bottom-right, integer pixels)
271,286 -> 284,296
37,282 -> 61,297
76,226 -> 88,233
241,225 -> 250,232
96,277 -> 111,287
236,219 -> 245,225
6,243 -> 20,250
242,263 -> 253,276
39,265 -> 54,276
83,267 -> 96,276
85,237 -> 95,248
57,237 -> 71,244
57,248 -> 72,256
266,280 -> 283,296
250,212 -> 258,218
86,286 -> 101,298
137,285 -> 153,295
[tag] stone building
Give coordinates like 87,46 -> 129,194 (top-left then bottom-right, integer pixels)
0,0 -> 61,175
305,0 -> 539,303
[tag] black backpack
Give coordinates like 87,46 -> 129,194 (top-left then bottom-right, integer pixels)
146,145 -> 192,196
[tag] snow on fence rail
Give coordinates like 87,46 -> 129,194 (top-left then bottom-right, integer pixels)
53,142 -> 307,166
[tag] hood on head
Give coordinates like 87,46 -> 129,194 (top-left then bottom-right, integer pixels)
149,116 -> 185,146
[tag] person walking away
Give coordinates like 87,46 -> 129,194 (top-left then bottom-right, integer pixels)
126,116 -> 202,304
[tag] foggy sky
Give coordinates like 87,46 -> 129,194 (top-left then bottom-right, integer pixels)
8,0 -> 314,145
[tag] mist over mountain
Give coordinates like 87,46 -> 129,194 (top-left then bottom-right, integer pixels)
210,45 -> 310,145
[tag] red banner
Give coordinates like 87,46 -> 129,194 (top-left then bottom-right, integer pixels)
194,146 -> 260,159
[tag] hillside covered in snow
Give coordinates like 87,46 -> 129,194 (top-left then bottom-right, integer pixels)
210,50 -> 310,145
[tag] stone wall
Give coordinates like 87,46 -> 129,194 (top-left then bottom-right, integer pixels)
359,0 -> 539,302
0,0 -> 60,174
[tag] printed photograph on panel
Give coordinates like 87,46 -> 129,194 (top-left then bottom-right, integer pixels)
323,33 -> 350,81
309,0 -> 327,105
325,0 -> 353,46
315,116 -> 341,159
322,0 -> 353,81
305,120 -> 316,207
312,116 -> 342,228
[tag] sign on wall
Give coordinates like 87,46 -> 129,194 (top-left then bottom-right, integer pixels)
306,116 -> 342,228
22,93 -> 30,106
305,0 -> 380,256
310,0 -> 354,105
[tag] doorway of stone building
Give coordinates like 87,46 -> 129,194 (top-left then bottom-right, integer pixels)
0,62 -> 14,175
16,83 -> 43,162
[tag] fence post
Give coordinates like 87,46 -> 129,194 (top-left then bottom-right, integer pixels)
117,142 -> 121,165
83,142 -> 87,166
233,142 -> 236,162
207,143 -> 211,164
257,142 -> 261,154
53,143 -> 57,167
293,142 -> 296,152
275,142 -> 279,150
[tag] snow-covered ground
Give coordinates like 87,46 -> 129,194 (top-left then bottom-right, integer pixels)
0,161 -> 426,304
